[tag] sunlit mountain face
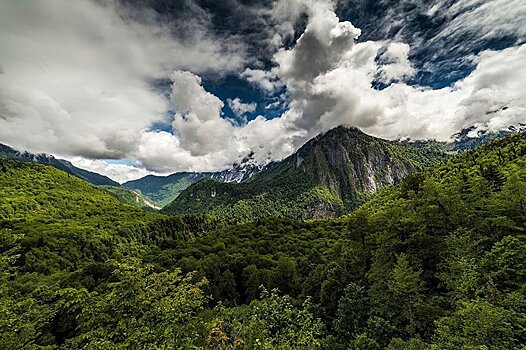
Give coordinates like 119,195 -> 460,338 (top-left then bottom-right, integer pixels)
1,0 -> 525,182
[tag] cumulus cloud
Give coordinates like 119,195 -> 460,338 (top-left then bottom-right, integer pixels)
131,71 -> 300,174
69,158 -> 154,184
241,68 -> 283,92
377,43 -> 415,83
170,70 -> 234,156
450,45 -> 526,132
237,0 -> 526,147
0,0 -> 244,159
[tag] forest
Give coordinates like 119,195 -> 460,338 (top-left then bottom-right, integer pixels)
1,133 -> 525,349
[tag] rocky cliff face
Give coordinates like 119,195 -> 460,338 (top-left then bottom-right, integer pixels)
213,152 -> 269,183
281,126 -> 444,208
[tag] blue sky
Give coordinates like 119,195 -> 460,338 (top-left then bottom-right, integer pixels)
0,0 -> 525,182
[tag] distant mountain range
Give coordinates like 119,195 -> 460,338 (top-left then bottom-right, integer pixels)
450,123 -> 526,152
0,143 -> 161,210
122,152 -> 267,206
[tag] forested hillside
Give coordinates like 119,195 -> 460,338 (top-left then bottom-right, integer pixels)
0,143 -> 119,186
1,132 -> 525,349
163,127 -> 446,220
99,185 -> 162,211
123,172 -> 215,206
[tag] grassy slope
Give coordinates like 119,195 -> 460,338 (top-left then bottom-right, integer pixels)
123,173 -> 212,206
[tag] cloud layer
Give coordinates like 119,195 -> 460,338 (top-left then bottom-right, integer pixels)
1,0 -> 524,182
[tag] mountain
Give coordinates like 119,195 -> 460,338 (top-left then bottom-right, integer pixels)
123,153 -> 267,206
0,143 -> 119,186
99,185 -> 162,211
123,172 -> 215,206
450,123 -> 526,152
162,126 -> 447,220
0,144 -> 167,211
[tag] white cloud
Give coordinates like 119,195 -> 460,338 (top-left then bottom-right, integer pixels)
236,0 -> 526,148
380,0 -> 526,79
436,0 -> 526,47
227,98 -> 257,121
169,70 -> 234,156
135,71 -> 301,173
377,43 -> 415,83
241,68 -> 283,92
69,158 -> 154,184
0,0 -> 244,159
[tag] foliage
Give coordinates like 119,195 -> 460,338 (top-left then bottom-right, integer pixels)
99,185 -> 162,211
205,288 -> 324,349
0,133 -> 525,348
60,259 -> 208,349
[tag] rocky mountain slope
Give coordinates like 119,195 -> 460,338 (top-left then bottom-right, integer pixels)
162,126 -> 447,220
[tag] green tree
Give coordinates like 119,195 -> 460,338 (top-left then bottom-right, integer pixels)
433,298 -> 524,350
60,259 -> 208,349
388,253 -> 425,336
334,283 -> 368,341
206,288 -> 324,349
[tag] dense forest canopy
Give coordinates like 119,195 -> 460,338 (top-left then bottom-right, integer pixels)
0,132 -> 525,349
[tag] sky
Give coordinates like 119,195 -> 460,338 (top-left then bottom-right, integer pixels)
0,0 -> 525,183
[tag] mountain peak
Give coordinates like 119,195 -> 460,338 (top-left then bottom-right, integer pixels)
163,127 -> 447,220
314,125 -> 366,140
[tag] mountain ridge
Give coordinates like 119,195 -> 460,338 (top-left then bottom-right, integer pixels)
123,154 -> 267,206
161,126 -> 448,220
0,143 -> 119,186
128,123 -> 526,207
